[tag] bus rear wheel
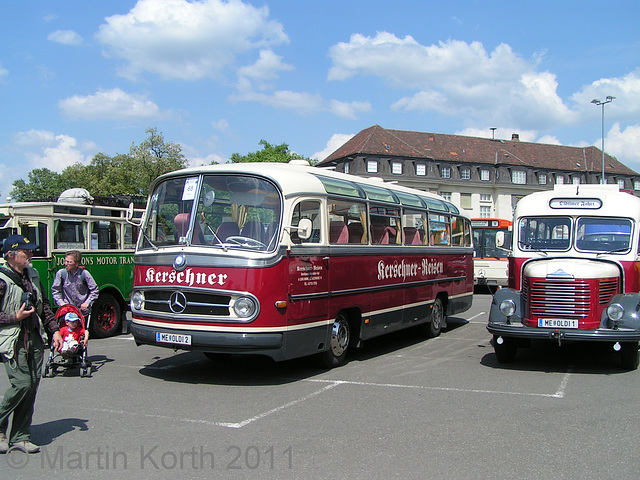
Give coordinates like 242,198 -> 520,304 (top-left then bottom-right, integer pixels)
91,293 -> 122,338
318,313 -> 350,368
419,297 -> 444,338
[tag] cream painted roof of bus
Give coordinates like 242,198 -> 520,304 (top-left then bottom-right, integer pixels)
515,184 -> 640,216
153,162 -> 449,203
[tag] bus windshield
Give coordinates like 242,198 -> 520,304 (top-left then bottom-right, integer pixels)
139,174 -> 282,252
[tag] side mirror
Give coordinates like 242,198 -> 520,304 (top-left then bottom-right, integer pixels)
496,231 -> 505,248
295,218 -> 313,240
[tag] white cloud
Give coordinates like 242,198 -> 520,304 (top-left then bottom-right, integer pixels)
96,0 -> 288,80
571,69 -> 640,121
604,123 -> 640,173
231,89 -> 371,119
211,119 -> 229,131
58,88 -> 162,121
237,49 -> 293,91
0,62 -> 8,79
329,32 -> 611,130
312,133 -> 355,161
13,130 -> 91,172
47,30 -> 83,46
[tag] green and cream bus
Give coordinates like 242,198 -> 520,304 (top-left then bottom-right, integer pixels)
0,189 -> 144,337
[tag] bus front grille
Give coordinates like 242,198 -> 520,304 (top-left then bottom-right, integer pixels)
524,279 -> 590,320
143,289 -> 232,317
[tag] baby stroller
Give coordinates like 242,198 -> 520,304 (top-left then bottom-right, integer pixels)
43,304 -> 92,378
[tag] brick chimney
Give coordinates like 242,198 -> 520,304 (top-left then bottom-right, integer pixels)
511,133 -> 520,141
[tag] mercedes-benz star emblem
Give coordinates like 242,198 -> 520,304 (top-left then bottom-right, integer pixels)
169,291 -> 187,314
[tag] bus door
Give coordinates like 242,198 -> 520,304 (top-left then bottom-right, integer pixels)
287,199 -> 329,326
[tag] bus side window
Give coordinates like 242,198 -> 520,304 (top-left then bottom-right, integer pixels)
429,213 -> 450,245
55,220 -> 86,250
291,200 -> 321,244
328,200 -> 367,244
20,222 -> 48,257
92,221 -> 120,249
403,211 -> 427,245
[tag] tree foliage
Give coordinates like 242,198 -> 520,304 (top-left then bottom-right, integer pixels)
230,139 -> 315,165
9,128 -> 187,202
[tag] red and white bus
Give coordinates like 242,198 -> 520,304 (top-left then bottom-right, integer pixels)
129,162 -> 473,367
471,218 -> 512,288
488,184 -> 640,369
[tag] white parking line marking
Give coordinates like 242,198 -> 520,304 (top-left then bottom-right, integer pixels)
87,382 -> 340,429
307,376 -> 568,399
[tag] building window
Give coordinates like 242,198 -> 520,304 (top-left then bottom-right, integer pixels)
441,166 -> 451,179
512,170 -> 526,184
634,180 -> 640,190
391,162 -> 402,175
572,176 -> 580,185
556,175 -> 564,185
367,160 -> 377,173
460,167 -> 470,180
416,164 -> 426,176
460,193 -> 472,209
440,192 -> 452,202
480,205 -> 491,218
480,194 -> 491,202
618,179 -> 625,189
480,169 -> 489,181
344,162 -> 349,174
538,173 -> 547,185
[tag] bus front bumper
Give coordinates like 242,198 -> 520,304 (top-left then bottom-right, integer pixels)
487,323 -> 640,343
130,321 -> 284,354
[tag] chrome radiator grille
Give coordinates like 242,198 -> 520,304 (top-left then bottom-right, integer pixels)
523,279 -> 590,320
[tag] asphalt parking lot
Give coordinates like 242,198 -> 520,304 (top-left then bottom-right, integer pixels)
1,293 -> 639,480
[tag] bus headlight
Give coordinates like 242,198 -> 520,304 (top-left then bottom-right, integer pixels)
233,297 -> 257,318
131,291 -> 144,310
607,303 -> 624,323
499,299 -> 516,318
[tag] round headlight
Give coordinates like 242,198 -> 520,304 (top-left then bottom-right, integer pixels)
233,297 -> 257,318
607,303 -> 624,322
499,299 -> 516,317
131,291 -> 144,310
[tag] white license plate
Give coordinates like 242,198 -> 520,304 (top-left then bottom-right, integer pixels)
156,332 -> 192,345
537,318 -> 579,329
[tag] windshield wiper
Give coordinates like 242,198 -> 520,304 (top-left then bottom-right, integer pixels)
199,212 -> 228,252
519,242 -> 548,256
142,231 -> 158,251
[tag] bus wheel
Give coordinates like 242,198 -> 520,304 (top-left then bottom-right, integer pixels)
493,335 -> 517,363
620,341 -> 639,370
420,297 -> 444,338
318,313 -> 350,368
91,293 -> 122,338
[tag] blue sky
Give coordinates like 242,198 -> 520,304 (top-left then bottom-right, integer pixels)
1,0 -> 639,199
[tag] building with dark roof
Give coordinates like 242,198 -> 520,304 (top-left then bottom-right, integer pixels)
318,125 -> 639,219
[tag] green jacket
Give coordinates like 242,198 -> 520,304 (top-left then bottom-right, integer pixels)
0,267 -> 49,361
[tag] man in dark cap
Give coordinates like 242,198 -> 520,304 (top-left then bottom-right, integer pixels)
0,235 -> 62,454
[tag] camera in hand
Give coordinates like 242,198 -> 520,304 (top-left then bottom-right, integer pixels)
21,291 -> 32,309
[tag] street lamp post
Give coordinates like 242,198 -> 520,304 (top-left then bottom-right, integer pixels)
591,96 -> 615,184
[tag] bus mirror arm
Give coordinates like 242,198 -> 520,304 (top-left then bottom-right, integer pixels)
126,202 -> 142,226
285,218 -> 313,240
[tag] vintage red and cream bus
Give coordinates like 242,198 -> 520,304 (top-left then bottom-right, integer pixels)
488,184 -> 640,369
129,162 -> 473,367
471,218 -> 512,288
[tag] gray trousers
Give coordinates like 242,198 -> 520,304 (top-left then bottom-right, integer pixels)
0,330 -> 44,443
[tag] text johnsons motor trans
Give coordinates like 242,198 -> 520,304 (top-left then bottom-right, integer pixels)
488,184 -> 640,370
129,162 -> 473,367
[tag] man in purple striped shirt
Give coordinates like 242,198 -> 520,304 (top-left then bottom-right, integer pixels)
51,250 -> 99,320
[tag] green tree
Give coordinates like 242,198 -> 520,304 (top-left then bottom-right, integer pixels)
230,139 -> 314,164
